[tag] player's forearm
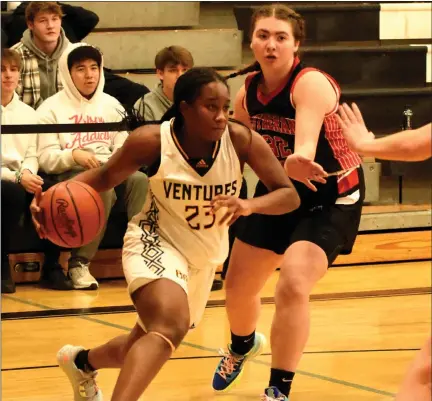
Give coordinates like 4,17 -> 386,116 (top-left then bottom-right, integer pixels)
356,139 -> 416,160
246,187 -> 300,215
357,125 -> 431,161
71,166 -> 113,193
293,143 -> 317,161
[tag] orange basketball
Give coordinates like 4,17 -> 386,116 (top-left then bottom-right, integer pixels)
40,181 -> 105,248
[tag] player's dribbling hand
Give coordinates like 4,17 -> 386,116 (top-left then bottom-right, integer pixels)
30,188 -> 47,239
210,195 -> 252,226
283,154 -> 328,192
336,103 -> 375,152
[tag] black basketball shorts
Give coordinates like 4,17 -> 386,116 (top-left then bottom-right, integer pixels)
237,168 -> 365,265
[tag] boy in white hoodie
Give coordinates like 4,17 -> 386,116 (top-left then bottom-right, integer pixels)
37,43 -> 148,290
1,48 -> 72,293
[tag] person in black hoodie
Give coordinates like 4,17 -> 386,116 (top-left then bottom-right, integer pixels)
4,1 -> 149,111
1,27 -> 8,49
4,1 -> 98,46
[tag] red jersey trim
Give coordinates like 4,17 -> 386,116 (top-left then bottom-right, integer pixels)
324,114 -> 363,170
255,57 -> 301,106
337,168 -> 360,195
243,71 -> 261,112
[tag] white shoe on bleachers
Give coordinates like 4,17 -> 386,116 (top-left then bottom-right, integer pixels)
68,260 -> 99,290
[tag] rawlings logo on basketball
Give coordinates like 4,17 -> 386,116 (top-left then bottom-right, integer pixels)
40,182 -> 104,248
56,199 -> 78,238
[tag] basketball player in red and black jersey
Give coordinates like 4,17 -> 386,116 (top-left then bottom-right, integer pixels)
212,5 -> 365,400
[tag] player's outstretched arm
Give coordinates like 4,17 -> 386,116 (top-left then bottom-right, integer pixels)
292,71 -> 334,160
337,103 -> 431,161
285,71 -> 334,191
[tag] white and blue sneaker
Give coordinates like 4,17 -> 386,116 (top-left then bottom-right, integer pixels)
212,332 -> 266,392
261,386 -> 289,400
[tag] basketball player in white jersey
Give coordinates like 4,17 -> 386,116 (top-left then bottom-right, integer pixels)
30,67 -> 327,401
337,102 -> 431,401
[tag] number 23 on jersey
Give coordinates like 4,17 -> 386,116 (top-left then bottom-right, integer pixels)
185,205 -> 215,230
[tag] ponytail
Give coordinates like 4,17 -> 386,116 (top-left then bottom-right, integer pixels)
120,107 -> 146,131
225,61 -> 261,80
161,103 -> 184,132
160,104 -> 177,123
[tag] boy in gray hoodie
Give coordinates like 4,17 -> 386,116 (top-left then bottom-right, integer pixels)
11,1 -> 70,109
134,46 -> 194,121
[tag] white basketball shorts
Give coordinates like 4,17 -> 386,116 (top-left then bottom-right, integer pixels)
122,223 -> 218,331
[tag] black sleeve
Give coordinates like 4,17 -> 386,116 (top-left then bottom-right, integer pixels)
59,2 -> 99,42
4,2 -> 29,47
104,69 -> 150,112
4,2 -> 100,45
1,27 -> 8,49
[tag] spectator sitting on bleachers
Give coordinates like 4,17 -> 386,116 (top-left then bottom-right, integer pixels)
6,1 -> 150,112
36,43 -> 148,290
134,46 -> 194,121
11,1 -> 70,109
1,48 -> 72,293
4,1 -> 98,47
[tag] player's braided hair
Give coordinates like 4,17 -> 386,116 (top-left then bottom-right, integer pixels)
225,61 -> 261,80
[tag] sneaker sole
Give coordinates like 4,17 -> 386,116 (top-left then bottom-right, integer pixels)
213,333 -> 267,393
72,283 -> 99,290
39,279 -> 73,291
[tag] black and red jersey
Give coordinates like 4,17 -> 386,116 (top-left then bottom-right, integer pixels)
244,57 -> 362,175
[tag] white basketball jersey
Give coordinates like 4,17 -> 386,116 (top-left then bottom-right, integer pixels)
128,119 -> 242,268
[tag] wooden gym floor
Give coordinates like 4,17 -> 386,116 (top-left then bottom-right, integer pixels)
1,225 -> 431,400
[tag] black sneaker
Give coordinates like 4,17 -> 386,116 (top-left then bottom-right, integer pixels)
1,261 -> 16,294
1,277 -> 16,294
40,264 -> 73,291
211,279 -> 223,291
